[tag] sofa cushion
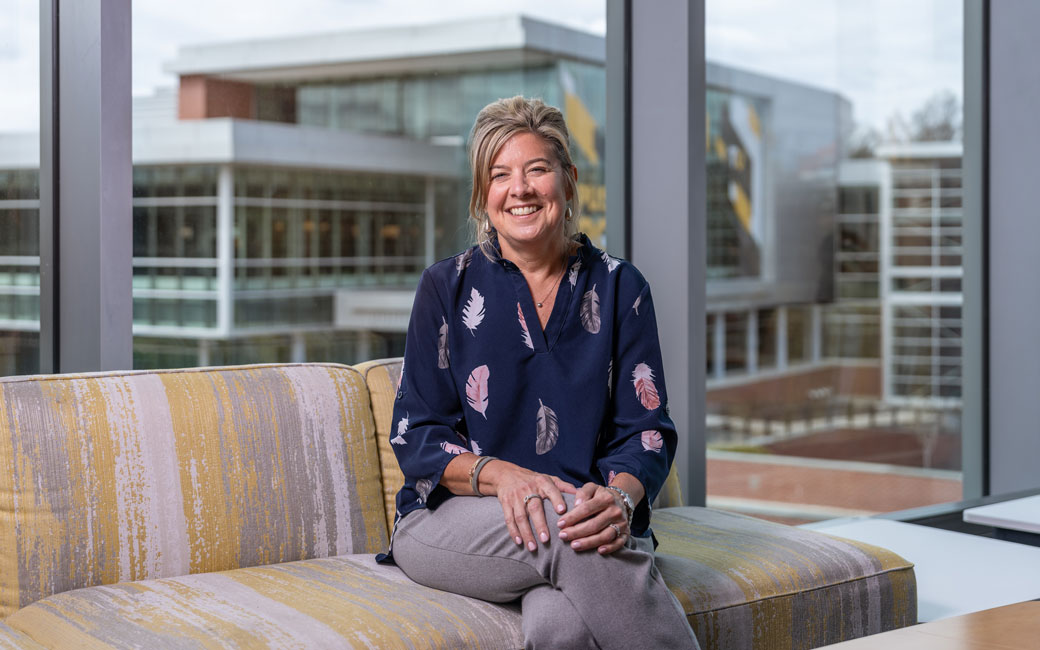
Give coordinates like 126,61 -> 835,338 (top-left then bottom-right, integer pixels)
353,358 -> 406,536
0,622 -> 44,649
0,364 -> 388,618
4,555 -> 523,649
653,507 -> 917,649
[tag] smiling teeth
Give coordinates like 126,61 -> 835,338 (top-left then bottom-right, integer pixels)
509,206 -> 538,216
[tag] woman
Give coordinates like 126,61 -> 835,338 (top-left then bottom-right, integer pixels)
386,96 -> 699,650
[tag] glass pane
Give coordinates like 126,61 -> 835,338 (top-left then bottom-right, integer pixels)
132,4 -> 606,369
0,3 -> 40,376
706,0 -> 963,523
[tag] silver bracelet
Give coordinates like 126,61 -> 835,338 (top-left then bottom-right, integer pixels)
470,456 -> 497,497
605,484 -> 635,524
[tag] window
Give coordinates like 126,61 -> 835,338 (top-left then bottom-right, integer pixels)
0,5 -> 40,376
129,4 -> 607,368
705,0 -> 964,523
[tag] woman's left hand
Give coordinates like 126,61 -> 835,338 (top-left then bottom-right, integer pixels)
555,482 -> 631,555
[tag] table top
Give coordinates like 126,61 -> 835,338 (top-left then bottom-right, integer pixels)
963,494 -> 1040,534
802,518 -> 1040,621
820,600 -> 1040,649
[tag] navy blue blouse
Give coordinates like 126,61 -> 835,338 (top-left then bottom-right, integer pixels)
390,234 -> 677,538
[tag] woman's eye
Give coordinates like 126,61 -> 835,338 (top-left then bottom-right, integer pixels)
491,173 -> 508,181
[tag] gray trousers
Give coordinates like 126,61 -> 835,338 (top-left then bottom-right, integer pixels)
393,493 -> 700,650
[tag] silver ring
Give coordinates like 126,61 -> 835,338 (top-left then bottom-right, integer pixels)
609,523 -> 622,540
523,493 -> 541,507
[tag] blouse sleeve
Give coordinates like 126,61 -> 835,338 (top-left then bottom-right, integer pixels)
391,269 -> 469,508
596,280 -> 677,532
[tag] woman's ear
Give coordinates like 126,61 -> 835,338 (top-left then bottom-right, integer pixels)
566,165 -> 579,200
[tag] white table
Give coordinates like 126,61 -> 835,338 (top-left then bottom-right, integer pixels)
802,518 -> 1040,622
963,493 -> 1040,539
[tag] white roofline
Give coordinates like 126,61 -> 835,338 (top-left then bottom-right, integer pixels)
875,141 -> 963,159
4,120 -> 460,176
164,14 -> 605,82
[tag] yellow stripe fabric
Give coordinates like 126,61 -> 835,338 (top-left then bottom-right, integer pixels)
6,555 -> 523,649
653,506 -> 917,648
354,358 -> 406,535
0,364 -> 388,618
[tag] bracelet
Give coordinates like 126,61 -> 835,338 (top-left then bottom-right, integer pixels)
605,484 -> 635,524
469,456 -> 497,497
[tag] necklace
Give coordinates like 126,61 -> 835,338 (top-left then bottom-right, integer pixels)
535,261 -> 567,309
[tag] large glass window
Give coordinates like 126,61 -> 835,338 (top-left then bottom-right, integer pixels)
0,3 -> 40,376
706,0 -> 963,523
130,3 -> 606,369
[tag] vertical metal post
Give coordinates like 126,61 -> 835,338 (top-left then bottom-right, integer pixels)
961,0 -> 988,499
40,0 -> 132,373
605,0 -> 631,258
627,0 -> 706,505
38,0 -> 59,372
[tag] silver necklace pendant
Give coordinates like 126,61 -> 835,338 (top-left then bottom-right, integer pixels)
537,302 -> 543,308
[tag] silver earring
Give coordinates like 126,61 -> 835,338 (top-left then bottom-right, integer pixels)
484,218 -> 492,233
565,206 -> 573,221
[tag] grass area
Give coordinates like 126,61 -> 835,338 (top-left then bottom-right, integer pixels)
708,444 -> 772,455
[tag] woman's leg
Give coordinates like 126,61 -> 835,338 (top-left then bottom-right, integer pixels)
521,585 -> 598,650
392,494 -> 699,650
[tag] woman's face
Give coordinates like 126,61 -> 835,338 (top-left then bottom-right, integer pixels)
486,131 -> 574,259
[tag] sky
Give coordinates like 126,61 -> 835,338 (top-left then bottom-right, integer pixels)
0,0 -> 961,135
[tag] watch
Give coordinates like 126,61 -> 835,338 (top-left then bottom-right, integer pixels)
605,485 -> 635,525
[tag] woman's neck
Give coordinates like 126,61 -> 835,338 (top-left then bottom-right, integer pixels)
501,239 -> 573,280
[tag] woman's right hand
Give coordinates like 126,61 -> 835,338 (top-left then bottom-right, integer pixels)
482,460 -> 576,552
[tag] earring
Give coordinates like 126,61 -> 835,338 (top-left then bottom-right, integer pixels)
565,206 -> 573,221
484,218 -> 492,233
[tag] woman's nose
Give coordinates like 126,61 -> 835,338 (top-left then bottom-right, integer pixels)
510,172 -> 530,195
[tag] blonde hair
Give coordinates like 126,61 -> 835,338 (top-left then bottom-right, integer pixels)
467,96 -> 580,259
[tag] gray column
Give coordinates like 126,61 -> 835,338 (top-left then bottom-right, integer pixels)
986,0 -> 1040,495
624,0 -> 706,505
713,313 -> 725,380
776,306 -> 788,370
746,309 -> 758,375
217,165 -> 235,337
39,0 -> 132,373
424,177 -> 436,268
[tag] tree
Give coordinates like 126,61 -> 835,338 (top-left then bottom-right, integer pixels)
885,90 -> 962,143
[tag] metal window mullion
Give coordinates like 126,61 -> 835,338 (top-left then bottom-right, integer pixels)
40,0 -> 132,373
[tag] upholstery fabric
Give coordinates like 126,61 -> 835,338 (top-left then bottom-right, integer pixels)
354,358 -> 405,536
653,507 -> 917,649
0,364 -> 388,618
5,555 -> 523,649
355,356 -> 683,531
0,622 -> 44,649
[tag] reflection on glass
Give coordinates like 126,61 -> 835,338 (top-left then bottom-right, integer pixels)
128,7 -> 606,370
706,0 -> 963,524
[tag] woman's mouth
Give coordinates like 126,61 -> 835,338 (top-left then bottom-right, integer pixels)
508,205 -> 540,216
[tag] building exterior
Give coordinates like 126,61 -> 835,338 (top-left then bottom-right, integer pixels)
1,14 -> 959,415
0,15 -> 608,374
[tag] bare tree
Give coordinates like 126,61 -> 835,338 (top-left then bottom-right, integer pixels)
884,90 -> 962,143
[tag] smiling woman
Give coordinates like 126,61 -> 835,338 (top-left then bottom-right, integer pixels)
383,96 -> 700,649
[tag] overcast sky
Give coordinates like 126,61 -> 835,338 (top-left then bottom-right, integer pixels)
1,0 -> 961,135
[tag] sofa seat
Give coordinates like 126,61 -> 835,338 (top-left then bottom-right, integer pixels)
0,622 -> 44,649
653,507 -> 917,648
4,554 -> 523,649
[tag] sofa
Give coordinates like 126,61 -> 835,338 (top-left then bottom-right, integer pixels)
0,360 -> 917,649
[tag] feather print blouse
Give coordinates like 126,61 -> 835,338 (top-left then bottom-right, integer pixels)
389,234 -> 677,539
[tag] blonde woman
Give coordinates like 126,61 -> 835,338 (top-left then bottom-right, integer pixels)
382,96 -> 699,650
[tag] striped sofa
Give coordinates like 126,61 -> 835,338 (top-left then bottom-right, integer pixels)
0,361 -> 916,649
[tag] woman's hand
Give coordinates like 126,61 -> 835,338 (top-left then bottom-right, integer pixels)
481,460 -> 576,553
557,475 -> 645,555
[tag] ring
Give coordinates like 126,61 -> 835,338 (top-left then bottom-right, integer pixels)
523,493 -> 541,507
609,523 -> 622,540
